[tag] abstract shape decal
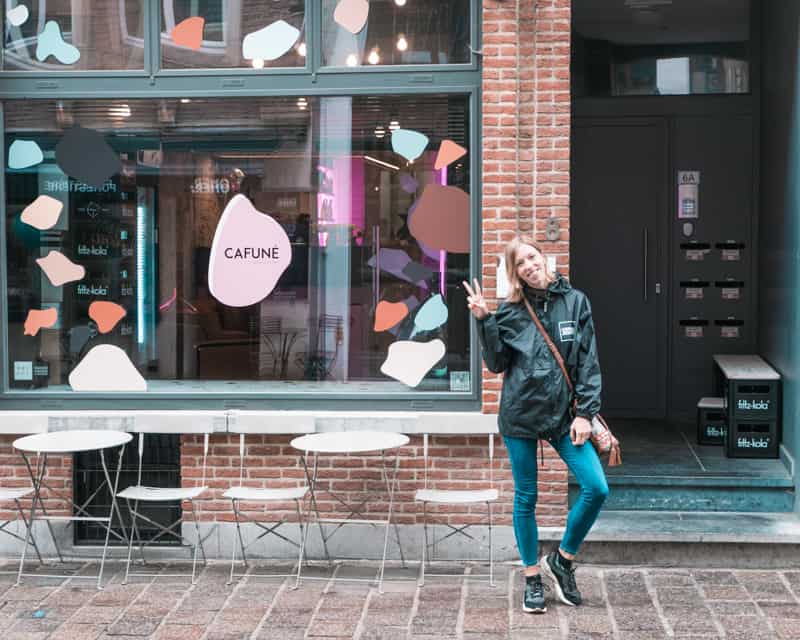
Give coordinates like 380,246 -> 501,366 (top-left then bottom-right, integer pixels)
380,339 -> 446,387
36,250 -> 85,286
36,21 -> 80,64
374,301 -> 409,332
434,140 -> 467,170
391,129 -> 429,162
68,344 -> 147,392
399,173 -> 418,194
88,301 -> 127,334
242,20 -> 300,62
333,0 -> 369,34
171,16 -> 205,50
208,194 -> 292,307
7,4 -> 29,27
8,140 -> 43,169
413,294 -> 448,333
401,261 -> 433,283
21,195 -> 63,230
408,184 -> 470,253
55,126 -> 122,190
23,308 -> 58,336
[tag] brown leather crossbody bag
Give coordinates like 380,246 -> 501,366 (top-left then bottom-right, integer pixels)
522,297 -> 622,466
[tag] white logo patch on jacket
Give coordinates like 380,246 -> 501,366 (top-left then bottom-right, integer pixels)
558,321 -> 576,342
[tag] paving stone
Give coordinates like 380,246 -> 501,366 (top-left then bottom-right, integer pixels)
49,623 -> 107,640
656,586 -> 702,605
106,616 -> 162,636
511,631 -> 563,640
165,608 -> 217,626
699,584 -> 750,600
69,605 -> 122,624
757,601 -> 800,619
150,625 -> 205,640
462,609 -> 508,633
707,599 -> 758,616
718,615 -> 777,640
359,627 -> 409,640
307,620 -> 359,636
609,606 -> 663,631
771,617 -> 800,639
649,571 -> 694,587
691,571 -> 739,585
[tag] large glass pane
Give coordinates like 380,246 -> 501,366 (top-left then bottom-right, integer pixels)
3,0 -> 145,71
4,95 -> 472,394
322,0 -> 470,67
161,1 -> 305,69
572,0 -> 750,97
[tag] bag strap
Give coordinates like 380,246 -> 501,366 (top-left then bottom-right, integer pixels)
522,295 -> 575,396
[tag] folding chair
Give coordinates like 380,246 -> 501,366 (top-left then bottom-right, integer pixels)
0,487 -> 56,566
117,427 -> 211,584
223,428 -> 309,586
415,433 -> 499,587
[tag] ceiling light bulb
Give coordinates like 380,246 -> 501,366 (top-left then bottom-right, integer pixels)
368,49 -> 380,65
297,42 -> 307,57
346,53 -> 358,67
389,120 -> 400,131
396,35 -> 408,51
395,0 -> 406,5
252,58 -> 265,69
180,98 -> 191,104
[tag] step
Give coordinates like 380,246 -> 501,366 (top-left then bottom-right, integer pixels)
570,473 -> 795,512
555,510 -> 800,568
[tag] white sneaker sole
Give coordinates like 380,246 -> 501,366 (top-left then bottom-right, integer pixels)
540,555 -> 577,607
523,603 -> 547,614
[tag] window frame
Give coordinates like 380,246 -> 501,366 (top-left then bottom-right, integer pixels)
0,0 -> 484,411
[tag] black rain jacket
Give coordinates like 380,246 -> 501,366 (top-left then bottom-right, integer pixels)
476,274 -> 602,441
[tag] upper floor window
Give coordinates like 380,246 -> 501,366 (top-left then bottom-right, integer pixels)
3,0 -> 145,71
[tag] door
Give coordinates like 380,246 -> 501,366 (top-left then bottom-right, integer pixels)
571,118 -> 668,417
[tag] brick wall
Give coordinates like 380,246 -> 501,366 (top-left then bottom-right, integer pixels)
480,0 -> 572,523
181,434 -> 566,528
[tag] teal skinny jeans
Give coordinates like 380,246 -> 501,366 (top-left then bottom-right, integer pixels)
503,432 -> 609,564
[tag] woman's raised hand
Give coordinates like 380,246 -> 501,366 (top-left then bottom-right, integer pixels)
462,278 -> 490,320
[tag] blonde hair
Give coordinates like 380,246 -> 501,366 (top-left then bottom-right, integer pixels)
504,235 -> 555,303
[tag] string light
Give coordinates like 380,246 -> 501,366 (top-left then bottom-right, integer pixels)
346,53 -> 358,67
396,34 -> 408,51
368,48 -> 380,65
252,58 -> 265,69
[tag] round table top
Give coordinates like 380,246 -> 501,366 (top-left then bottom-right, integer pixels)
290,431 -> 409,454
14,430 -> 133,454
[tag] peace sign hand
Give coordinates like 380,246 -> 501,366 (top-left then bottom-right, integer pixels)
462,278 -> 490,320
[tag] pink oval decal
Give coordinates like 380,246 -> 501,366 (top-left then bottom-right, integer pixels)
208,195 -> 292,307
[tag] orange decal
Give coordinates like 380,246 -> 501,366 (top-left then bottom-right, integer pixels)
434,140 -> 467,170
89,301 -> 127,334
374,301 -> 409,332
23,308 -> 58,336
171,16 -> 205,50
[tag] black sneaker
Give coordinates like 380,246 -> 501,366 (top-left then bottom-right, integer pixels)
523,575 -> 547,614
540,551 -> 582,606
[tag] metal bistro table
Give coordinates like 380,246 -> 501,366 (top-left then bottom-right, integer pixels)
290,431 -> 409,593
13,430 -> 133,589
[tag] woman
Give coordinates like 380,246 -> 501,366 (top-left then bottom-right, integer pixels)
462,235 -> 608,614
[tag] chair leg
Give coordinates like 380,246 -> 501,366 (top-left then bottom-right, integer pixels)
228,500 -> 239,585
14,500 -> 42,564
190,501 -> 206,585
123,499 -> 137,585
488,501 -> 495,588
294,497 -> 311,591
418,502 -> 427,587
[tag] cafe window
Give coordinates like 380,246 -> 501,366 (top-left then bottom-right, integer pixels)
321,0 -> 470,67
160,0 -> 306,69
4,94 -> 472,396
2,0 -> 145,71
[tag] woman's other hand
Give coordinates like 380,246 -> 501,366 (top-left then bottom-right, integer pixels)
570,416 -> 592,446
463,278 -> 490,320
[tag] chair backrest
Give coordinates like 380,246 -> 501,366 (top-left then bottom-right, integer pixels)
132,427 -> 212,488
422,433 -> 494,489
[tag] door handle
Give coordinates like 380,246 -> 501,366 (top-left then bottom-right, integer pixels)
643,228 -> 648,303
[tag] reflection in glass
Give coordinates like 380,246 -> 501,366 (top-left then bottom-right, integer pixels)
161,0 -> 305,69
3,0 -> 145,71
4,95 -> 471,394
322,0 -> 470,66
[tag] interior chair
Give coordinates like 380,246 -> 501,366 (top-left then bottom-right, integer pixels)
117,427 -> 211,584
222,427 -> 309,586
296,314 -> 343,381
414,433 -> 499,587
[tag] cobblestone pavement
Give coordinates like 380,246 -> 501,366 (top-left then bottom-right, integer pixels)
0,560 -> 798,639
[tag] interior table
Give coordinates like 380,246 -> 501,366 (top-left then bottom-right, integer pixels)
13,430 -> 132,589
289,431 -> 409,593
